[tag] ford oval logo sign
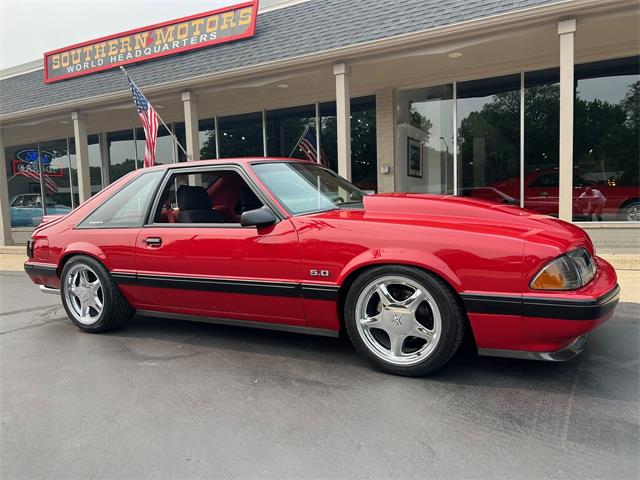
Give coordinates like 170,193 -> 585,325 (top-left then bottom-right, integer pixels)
16,149 -> 54,165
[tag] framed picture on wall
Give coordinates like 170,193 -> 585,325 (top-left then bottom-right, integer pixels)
407,137 -> 423,178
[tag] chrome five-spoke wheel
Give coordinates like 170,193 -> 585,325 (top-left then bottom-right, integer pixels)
355,275 -> 442,366
61,256 -> 134,332
345,266 -> 465,376
64,264 -> 104,325
624,202 -> 640,222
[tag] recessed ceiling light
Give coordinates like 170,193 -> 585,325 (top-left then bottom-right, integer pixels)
448,52 -> 463,58
60,120 -> 70,124
277,83 -> 289,89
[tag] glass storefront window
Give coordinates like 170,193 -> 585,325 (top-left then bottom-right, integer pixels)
5,143 -> 48,227
172,122 -> 188,162
88,134 -> 103,195
457,74 -> 521,204
573,56 -> 640,222
107,129 -> 137,183
218,112 -> 263,158
68,134 -> 103,206
351,96 -> 377,193
4,141 -> 75,227
137,127 -> 175,165
266,104 -> 316,160
39,138 -> 73,211
320,96 -> 377,192
396,84 -> 453,194
522,68 -> 560,216
319,101 -> 338,173
198,118 -> 217,160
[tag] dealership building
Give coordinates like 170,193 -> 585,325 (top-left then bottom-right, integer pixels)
0,0 -> 638,247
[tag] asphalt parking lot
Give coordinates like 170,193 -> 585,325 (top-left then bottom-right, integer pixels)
1,270 -> 639,479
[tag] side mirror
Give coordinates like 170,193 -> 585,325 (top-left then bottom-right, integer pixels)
240,206 -> 278,228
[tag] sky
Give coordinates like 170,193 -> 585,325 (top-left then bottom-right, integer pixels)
0,0 -> 235,69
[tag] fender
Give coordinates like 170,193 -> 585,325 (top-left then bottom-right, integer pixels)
58,242 -> 112,271
336,247 -> 463,292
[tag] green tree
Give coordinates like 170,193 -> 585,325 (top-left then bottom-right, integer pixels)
457,90 -> 520,187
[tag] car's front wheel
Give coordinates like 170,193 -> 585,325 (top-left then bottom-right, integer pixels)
60,255 -> 133,332
344,266 -> 465,376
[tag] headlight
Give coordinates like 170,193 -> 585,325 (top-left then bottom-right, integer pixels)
530,248 -> 596,290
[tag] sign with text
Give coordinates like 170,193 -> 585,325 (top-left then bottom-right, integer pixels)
13,160 -> 62,177
44,1 -> 258,83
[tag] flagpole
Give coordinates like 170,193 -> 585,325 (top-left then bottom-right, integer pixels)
120,66 -> 191,161
288,124 -> 310,158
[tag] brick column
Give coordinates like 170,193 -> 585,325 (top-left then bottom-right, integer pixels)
375,88 -> 396,193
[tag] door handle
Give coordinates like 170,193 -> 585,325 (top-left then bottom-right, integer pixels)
144,237 -> 162,246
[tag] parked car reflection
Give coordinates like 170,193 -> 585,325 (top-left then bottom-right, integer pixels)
489,168 -> 640,221
9,194 -> 72,227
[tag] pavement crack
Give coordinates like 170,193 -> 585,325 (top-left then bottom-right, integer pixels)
560,368 -> 581,449
0,305 -> 61,317
0,316 -> 64,335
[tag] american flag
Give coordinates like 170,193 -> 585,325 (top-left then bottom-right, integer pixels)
18,169 -> 58,193
125,72 -> 158,167
297,126 -> 328,166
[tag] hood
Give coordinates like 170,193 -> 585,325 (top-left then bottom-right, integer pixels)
358,193 -> 592,251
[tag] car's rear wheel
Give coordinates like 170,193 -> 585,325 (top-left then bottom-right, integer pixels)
344,266 -> 465,376
622,200 -> 640,222
60,255 -> 133,332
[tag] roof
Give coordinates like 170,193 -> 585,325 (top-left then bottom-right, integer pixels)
152,156 -> 312,170
0,0 -> 562,117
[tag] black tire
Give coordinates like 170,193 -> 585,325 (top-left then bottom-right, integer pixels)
344,265 -> 465,376
622,200 -> 640,222
60,255 -> 134,333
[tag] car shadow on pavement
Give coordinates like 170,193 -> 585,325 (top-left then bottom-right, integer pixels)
431,302 -> 639,400
109,313 -> 364,368
99,302 -> 639,400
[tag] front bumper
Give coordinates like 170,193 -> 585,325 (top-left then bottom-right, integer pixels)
522,284 -> 620,321
479,334 -> 587,362
471,256 -> 619,361
39,285 -> 60,295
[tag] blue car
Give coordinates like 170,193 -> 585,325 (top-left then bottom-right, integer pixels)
9,194 -> 72,227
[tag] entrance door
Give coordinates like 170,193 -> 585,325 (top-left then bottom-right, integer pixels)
134,165 -> 304,326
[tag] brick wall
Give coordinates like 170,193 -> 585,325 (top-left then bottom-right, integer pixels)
375,88 -> 396,193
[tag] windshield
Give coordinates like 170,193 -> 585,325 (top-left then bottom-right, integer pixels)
252,162 -> 365,215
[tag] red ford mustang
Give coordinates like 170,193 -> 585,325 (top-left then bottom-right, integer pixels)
24,158 -> 620,376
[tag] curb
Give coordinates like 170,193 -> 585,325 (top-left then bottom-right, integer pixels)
0,246 -> 25,255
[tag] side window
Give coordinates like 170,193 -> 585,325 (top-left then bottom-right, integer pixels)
574,175 -> 595,187
79,171 -> 163,228
23,195 -> 41,208
530,173 -> 559,188
153,169 -> 264,225
12,196 -> 23,207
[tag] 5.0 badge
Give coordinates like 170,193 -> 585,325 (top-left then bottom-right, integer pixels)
309,269 -> 330,277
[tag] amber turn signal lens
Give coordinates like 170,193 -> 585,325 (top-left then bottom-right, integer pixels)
530,254 -> 583,290
530,264 -> 566,289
